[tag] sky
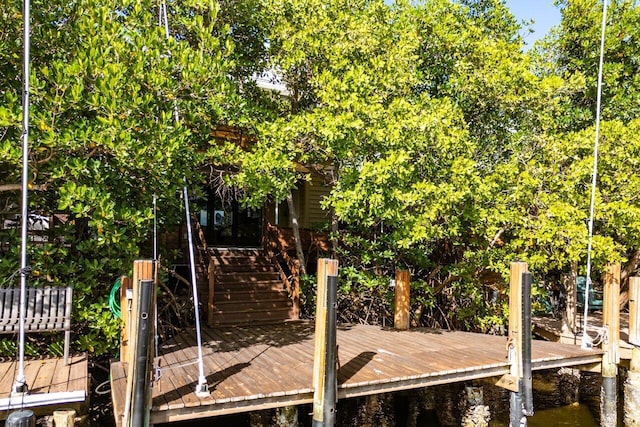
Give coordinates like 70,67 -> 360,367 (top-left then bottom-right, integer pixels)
505,1 -> 562,46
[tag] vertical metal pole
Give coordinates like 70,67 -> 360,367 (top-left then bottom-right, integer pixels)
522,272 -> 533,417
14,0 -> 32,395
323,271 -> 338,427
509,383 -> 524,427
131,279 -> 154,427
183,183 -> 209,397
152,195 -> 158,261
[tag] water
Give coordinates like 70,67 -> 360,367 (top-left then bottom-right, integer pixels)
489,405 -> 598,427
527,405 -> 598,426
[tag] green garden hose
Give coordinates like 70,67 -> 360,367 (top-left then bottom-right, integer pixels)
109,277 -> 121,318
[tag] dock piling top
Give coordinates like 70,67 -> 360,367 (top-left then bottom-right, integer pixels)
602,264 -> 620,371
394,270 -> 410,331
508,262 -> 528,379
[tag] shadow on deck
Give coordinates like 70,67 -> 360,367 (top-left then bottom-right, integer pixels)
110,322 -> 602,426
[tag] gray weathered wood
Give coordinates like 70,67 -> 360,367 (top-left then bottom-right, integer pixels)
0,286 -> 72,364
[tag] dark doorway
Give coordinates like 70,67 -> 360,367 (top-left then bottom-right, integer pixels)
199,189 -> 262,247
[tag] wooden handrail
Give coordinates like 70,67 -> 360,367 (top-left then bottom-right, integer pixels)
264,224 -> 300,318
191,215 -> 215,326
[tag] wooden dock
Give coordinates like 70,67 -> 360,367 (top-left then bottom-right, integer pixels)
0,354 -> 89,419
110,322 -> 602,425
533,312 -> 635,359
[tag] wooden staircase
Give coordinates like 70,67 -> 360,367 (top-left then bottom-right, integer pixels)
207,248 -> 298,327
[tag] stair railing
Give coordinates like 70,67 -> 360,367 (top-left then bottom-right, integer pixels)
191,215 -> 216,326
263,223 -> 300,319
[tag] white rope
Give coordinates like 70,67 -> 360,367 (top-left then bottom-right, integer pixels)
581,0 -> 609,350
14,0 -> 32,395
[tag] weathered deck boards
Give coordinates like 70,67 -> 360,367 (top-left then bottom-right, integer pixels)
0,354 -> 89,419
110,322 -> 602,425
533,312 -> 633,359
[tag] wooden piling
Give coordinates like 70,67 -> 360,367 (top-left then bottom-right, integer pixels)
508,263 -> 526,379
624,276 -> 640,426
394,270 -> 410,330
501,261 -> 528,427
275,406 -> 299,427
123,260 -> 154,427
53,409 -> 76,427
557,367 -> 580,406
600,264 -> 620,427
312,258 -> 339,427
461,386 -> 490,427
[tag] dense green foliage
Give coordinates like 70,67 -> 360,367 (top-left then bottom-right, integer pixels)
0,0 -> 249,354
1,0 -> 639,354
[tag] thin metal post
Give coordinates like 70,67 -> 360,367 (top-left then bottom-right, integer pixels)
522,272 -> 533,417
153,195 -> 157,261
183,183 -> 209,397
14,0 -> 32,395
323,272 -> 338,426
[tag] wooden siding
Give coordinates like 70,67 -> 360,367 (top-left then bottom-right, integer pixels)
303,180 -> 331,229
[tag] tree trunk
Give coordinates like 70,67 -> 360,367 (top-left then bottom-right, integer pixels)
286,191 -> 307,276
561,261 -> 578,339
620,249 -> 640,308
331,207 -> 339,260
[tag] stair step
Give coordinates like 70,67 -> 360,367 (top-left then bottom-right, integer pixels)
210,307 -> 294,326
214,299 -> 292,311
211,255 -> 271,265
215,272 -> 281,283
213,264 -> 275,273
198,246 -> 297,327
214,289 -> 289,301
215,281 -> 286,293
210,249 -> 263,258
